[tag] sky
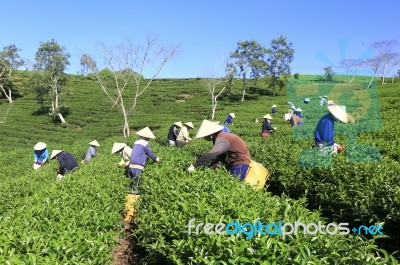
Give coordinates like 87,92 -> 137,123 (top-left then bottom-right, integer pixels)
1,0 -> 398,78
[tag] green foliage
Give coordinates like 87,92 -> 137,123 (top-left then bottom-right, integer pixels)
0,72 -> 399,263
294,73 -> 300,79
324,66 -> 335,81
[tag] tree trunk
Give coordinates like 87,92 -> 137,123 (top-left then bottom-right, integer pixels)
241,74 -> 246,101
7,90 -> 12,103
272,77 -> 276,97
211,96 -> 217,120
58,113 -> 66,123
367,75 -> 375,89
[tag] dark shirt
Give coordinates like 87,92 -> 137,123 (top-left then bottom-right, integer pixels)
193,132 -> 250,168
224,115 -> 233,125
261,119 -> 274,133
57,152 -> 78,175
167,125 -> 180,141
272,107 -> 277,113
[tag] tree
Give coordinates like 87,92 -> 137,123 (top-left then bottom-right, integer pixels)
364,56 -> 381,89
388,53 -> 400,83
0,44 -> 24,104
324,66 -> 335,81
264,35 -> 295,97
229,40 -> 265,101
0,44 -> 24,123
31,39 -> 70,123
371,40 -> 398,85
202,63 -> 235,120
80,37 -> 178,139
338,58 -> 362,83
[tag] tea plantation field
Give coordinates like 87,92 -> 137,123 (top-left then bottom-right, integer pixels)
0,73 -> 399,264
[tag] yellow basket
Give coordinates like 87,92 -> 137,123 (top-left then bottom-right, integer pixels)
124,194 -> 140,222
245,160 -> 270,191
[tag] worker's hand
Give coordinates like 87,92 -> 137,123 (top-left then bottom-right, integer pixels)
56,168 -> 61,174
187,164 -> 195,172
40,162 -> 45,166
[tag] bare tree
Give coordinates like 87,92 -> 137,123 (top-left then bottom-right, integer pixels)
388,53 -> 400,83
364,56 -> 382,89
81,37 -> 178,139
338,58 -> 362,83
202,63 -> 235,120
371,40 -> 398,85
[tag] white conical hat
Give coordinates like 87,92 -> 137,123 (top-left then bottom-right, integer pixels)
295,108 -> 302,112
184,122 -> 194,129
323,95 -> 328,98
174,121 -> 183,128
34,142 -> 47,151
328,104 -> 350,123
263,114 -> 273,120
272,104 -> 277,108
111,143 -> 127,154
50,150 -> 63,159
229,113 -> 235,118
304,98 -> 310,102
89,140 -> 100,147
195,120 -> 224,139
136,127 -> 156,139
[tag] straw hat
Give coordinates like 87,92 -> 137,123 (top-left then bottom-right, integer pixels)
323,95 -> 328,98
295,108 -> 302,112
184,122 -> 194,129
195,120 -> 224,139
229,113 -> 235,118
111,143 -> 127,154
89,140 -> 100,147
136,127 -> 156,139
287,101 -> 292,105
174,121 -> 183,128
304,98 -> 310,102
328,105 -> 350,123
34,142 -> 47,151
50,150 -> 63,159
272,104 -> 277,108
263,114 -> 273,120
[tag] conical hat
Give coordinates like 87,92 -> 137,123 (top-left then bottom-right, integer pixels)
89,140 -> 100,147
111,143 -> 127,154
34,142 -> 47,151
304,98 -> 310,102
272,104 -> 277,108
136,127 -> 156,139
295,108 -> 302,112
184,122 -> 194,129
263,114 -> 273,120
50,150 -> 63,159
229,113 -> 235,118
323,95 -> 328,98
328,105 -> 349,123
174,121 -> 183,128
195,120 -> 224,138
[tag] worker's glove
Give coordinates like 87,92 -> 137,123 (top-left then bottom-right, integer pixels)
56,174 -> 64,180
187,164 -> 195,172
156,157 -> 160,163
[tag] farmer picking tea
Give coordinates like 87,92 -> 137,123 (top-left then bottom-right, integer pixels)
314,103 -> 354,154
111,142 -> 132,168
33,142 -> 49,170
50,150 -> 78,180
128,127 -> 160,194
261,114 -> 276,137
167,121 -> 183,146
176,122 -> 195,148
82,140 -> 100,163
187,119 -> 250,180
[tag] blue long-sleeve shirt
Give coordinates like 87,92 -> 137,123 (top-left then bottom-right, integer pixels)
34,149 -> 49,164
84,146 -> 97,162
314,113 -> 335,146
224,115 -> 233,125
129,139 -> 158,168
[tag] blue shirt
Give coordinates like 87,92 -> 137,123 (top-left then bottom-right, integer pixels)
129,139 -> 158,167
34,149 -> 49,164
314,113 -> 335,146
272,107 -> 277,113
85,146 -> 97,162
224,115 -> 233,125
